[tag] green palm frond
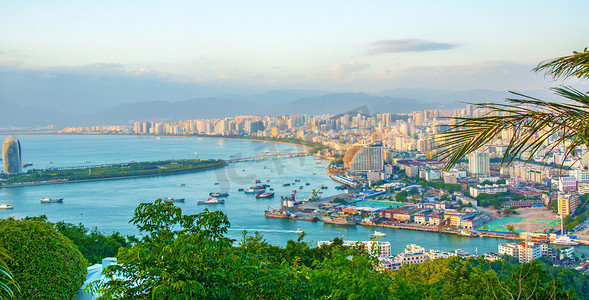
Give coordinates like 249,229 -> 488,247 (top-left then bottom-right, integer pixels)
435,86 -> 589,171
0,248 -> 19,299
533,48 -> 589,80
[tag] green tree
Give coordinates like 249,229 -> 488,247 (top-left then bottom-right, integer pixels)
90,199 -> 233,299
53,222 -> 130,264
0,219 -> 87,300
436,49 -> 589,170
395,190 -> 408,202
506,225 -> 515,233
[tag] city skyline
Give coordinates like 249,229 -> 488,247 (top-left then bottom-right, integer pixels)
1,1 -> 588,117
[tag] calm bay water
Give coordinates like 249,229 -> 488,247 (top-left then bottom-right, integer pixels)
0,134 -> 545,255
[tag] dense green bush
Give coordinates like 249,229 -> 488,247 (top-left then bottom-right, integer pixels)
0,219 -> 87,299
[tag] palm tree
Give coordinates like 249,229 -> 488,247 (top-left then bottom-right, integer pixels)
0,248 -> 18,299
435,48 -> 589,170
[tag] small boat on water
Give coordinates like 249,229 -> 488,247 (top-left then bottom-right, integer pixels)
41,198 -> 63,203
296,229 -> 304,234
0,204 -> 13,209
214,182 -> 220,185
256,192 -> 275,199
197,198 -> 225,205
283,183 -> 291,187
551,235 -> 579,246
209,192 -> 229,197
245,188 -> 265,194
238,188 -> 245,192
180,183 -> 185,186
372,231 -> 386,237
164,197 -> 185,203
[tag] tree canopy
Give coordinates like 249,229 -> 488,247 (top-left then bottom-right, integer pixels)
0,219 -> 87,299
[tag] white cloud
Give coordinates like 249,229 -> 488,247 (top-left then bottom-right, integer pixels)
369,39 -> 456,54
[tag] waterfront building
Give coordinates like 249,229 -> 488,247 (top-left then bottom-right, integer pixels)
558,193 -> 579,217
428,213 -> 443,226
414,213 -> 428,225
2,135 -> 22,174
344,141 -> 384,174
397,252 -> 427,265
380,257 -> 402,271
468,150 -> 490,177
498,243 -> 518,257
517,242 -> 542,263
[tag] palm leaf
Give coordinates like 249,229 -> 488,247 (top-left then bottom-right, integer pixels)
533,48 -> 589,80
434,86 -> 589,170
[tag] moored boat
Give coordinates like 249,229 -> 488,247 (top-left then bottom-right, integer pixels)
209,192 -> 229,197
41,198 -> 63,203
551,235 -> 579,246
164,197 -> 185,203
0,204 -> 13,209
197,198 -> 225,205
290,214 -> 318,222
372,231 -> 386,237
256,192 -> 275,198
245,188 -> 265,194
320,214 -> 356,225
264,209 -> 289,218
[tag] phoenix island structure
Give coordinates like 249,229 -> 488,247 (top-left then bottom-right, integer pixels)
2,135 -> 21,174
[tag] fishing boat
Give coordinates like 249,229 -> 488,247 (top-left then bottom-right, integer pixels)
282,183 -> 291,187
372,231 -> 386,237
164,197 -> 185,203
0,204 -> 13,209
245,188 -> 265,194
290,214 -> 318,222
264,206 -> 289,218
197,198 -> 225,205
320,214 -> 356,225
209,192 -> 229,197
41,198 -> 63,203
256,192 -> 275,199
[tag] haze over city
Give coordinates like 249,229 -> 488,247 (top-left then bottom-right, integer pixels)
1,0 -> 588,127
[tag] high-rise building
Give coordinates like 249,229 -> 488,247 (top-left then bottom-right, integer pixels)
2,135 -> 22,174
468,150 -> 490,177
558,193 -> 579,217
343,141 -> 384,174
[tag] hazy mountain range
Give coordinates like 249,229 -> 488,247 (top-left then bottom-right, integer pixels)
0,88 -> 555,128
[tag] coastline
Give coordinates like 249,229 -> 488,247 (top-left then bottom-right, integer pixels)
13,132 -> 316,151
0,162 -> 227,188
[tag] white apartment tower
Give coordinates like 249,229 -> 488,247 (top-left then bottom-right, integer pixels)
468,150 -> 490,177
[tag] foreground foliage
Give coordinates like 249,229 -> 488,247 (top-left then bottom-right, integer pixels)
436,49 -> 589,170
0,219 -> 87,299
87,200 -> 587,299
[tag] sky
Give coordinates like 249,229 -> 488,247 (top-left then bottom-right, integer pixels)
1,0 -> 588,108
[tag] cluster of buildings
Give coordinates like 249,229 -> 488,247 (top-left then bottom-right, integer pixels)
319,240 -> 582,272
